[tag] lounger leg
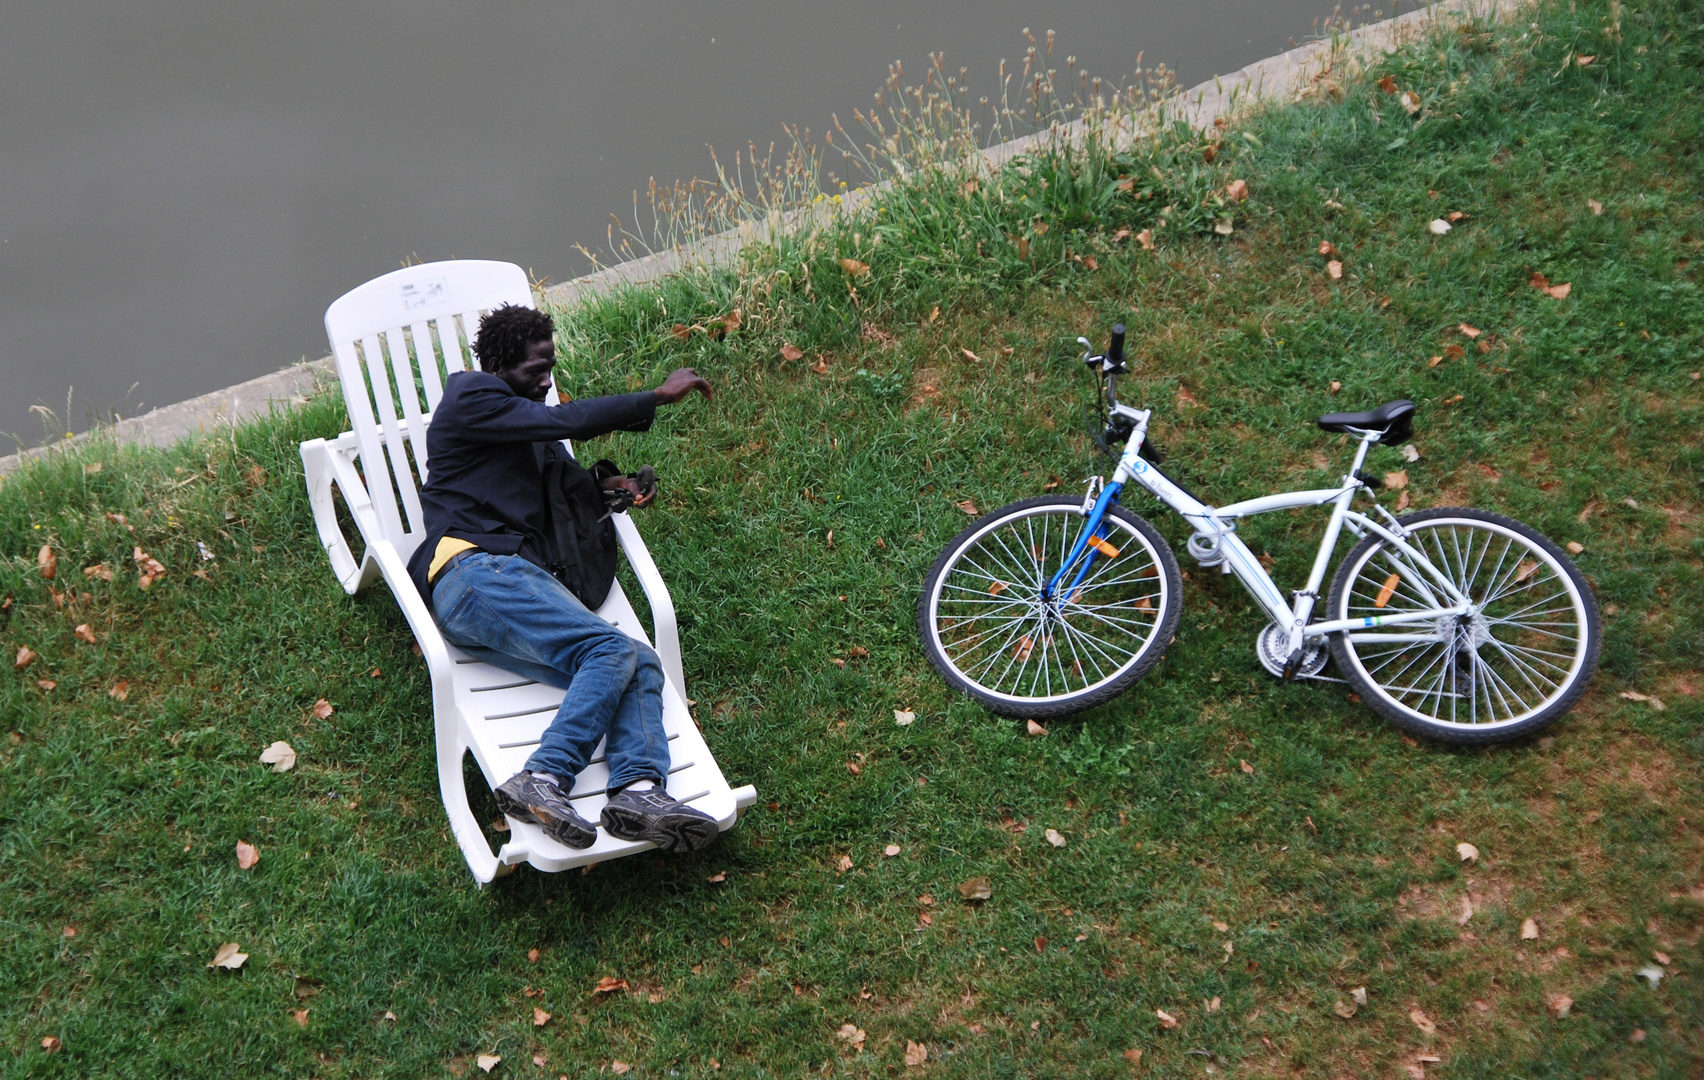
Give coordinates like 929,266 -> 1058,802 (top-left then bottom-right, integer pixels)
438,733 -> 504,886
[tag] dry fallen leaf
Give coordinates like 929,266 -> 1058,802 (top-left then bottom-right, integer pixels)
1456,842 -> 1479,862
1136,228 -> 1154,250
1457,895 -> 1475,925
84,563 -> 114,581
1319,240 -> 1338,257
291,1008 -> 309,1027
1025,720 -> 1047,736
312,699 -> 334,720
1400,90 -> 1422,114
903,1040 -> 927,1067
1239,759 -> 1255,775
1156,1008 -> 1180,1029
258,741 -> 296,772
1226,178 -> 1249,202
960,348 -> 982,363
707,871 -> 727,883
1447,211 -> 1468,222
41,1035 -> 61,1053
14,646 -> 37,671
1045,828 -> 1067,848
1205,996 -> 1222,1013
477,1054 -> 502,1073
526,948 -> 539,962
958,876 -> 993,902
74,624 -> 97,645
1333,1000 -> 1358,1018
1521,918 -> 1540,940
810,357 -> 829,375
780,343 -> 804,362
894,709 -> 916,726
1459,323 -> 1481,338
955,500 -> 980,517
1636,965 -> 1664,987
1577,54 -> 1595,65
838,1023 -> 867,1047
108,680 -> 130,701
38,544 -> 57,580
1565,541 -> 1585,555
884,844 -> 902,857
1351,987 -> 1368,1006
208,942 -> 248,970
37,679 -> 56,691
593,976 -> 630,994
1327,260 -> 1344,280
1329,380 -> 1342,393
1429,219 -> 1452,235
1548,994 -> 1573,1017
839,257 -> 870,278
1385,470 -> 1410,490
533,1007 -> 551,1027
835,854 -> 854,873
1587,198 -> 1603,215
1410,1008 -> 1437,1034
1377,74 -> 1398,94
1123,1048 -> 1143,1065
236,841 -> 259,870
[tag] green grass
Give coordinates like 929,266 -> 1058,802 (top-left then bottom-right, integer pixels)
3,1 -> 1702,1076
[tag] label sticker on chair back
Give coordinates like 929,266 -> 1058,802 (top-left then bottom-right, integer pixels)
400,278 -> 450,310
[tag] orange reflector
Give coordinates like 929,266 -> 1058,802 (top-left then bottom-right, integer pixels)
989,581 -> 1008,596
1373,572 -> 1401,608
1088,536 -> 1121,559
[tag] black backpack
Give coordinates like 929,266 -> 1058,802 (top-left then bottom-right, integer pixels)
539,450 -> 620,610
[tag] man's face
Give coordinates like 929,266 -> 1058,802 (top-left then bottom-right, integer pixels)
497,338 -> 556,401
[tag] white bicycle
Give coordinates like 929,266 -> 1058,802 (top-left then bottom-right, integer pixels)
918,325 -> 1602,745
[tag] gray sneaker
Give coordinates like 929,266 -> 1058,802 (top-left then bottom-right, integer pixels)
493,771 -> 597,849
600,785 -> 719,854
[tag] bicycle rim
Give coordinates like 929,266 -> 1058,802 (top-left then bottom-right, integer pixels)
926,503 -> 1170,707
1336,517 -> 1592,731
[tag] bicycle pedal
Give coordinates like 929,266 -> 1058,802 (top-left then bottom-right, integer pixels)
1281,647 -> 1305,681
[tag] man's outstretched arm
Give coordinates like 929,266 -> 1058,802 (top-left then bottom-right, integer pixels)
454,368 -> 711,443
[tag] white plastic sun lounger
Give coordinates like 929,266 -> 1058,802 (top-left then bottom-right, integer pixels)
300,259 -> 755,884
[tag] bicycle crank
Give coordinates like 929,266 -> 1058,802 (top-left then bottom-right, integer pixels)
1256,623 -> 1334,681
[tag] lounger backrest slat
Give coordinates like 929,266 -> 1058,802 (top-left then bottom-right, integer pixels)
411,320 -> 446,417
322,261 -> 535,555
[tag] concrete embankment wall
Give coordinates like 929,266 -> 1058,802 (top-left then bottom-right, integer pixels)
0,0 -> 1514,479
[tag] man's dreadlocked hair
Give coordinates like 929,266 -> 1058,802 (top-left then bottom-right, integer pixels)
474,304 -> 555,373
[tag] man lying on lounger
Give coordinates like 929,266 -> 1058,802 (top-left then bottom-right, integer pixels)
405,304 -> 717,853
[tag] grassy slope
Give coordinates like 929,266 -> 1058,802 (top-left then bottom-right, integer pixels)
2,2 -> 1701,1076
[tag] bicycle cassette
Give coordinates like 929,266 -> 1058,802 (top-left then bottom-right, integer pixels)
1256,623 -> 1330,680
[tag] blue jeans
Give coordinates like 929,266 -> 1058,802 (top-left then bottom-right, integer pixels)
431,552 -> 669,791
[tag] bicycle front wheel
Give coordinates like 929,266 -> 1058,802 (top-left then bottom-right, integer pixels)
918,495 -> 1182,718
1326,507 -> 1601,745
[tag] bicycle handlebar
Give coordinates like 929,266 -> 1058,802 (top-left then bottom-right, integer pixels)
1108,324 -> 1126,369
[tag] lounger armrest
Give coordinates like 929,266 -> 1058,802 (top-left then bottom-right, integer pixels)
300,435 -> 383,595
611,512 -> 687,697
362,535 -> 504,884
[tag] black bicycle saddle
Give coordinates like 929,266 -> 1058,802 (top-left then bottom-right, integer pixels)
1317,399 -> 1415,445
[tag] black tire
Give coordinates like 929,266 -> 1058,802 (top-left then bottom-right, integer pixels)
917,495 -> 1183,718
1325,507 -> 1601,745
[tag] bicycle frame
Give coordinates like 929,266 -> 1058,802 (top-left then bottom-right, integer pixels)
1047,371 -> 1476,662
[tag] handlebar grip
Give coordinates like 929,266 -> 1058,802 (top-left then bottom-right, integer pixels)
1107,324 -> 1126,368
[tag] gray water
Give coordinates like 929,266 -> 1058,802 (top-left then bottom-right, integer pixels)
0,1 -> 1404,448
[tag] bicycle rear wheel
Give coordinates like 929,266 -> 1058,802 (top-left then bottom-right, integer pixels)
1326,507 -> 1601,745
918,495 -> 1182,718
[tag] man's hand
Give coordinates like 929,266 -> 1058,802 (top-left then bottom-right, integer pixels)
653,367 -> 713,405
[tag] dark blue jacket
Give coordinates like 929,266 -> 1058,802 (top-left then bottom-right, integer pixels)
404,370 -> 656,604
